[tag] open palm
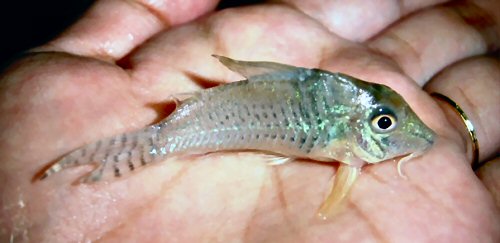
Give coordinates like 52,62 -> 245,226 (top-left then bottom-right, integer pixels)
1,0 -> 499,242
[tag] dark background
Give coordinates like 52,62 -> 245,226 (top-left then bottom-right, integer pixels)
0,0 -> 262,68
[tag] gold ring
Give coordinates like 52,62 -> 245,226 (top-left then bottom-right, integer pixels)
431,93 -> 480,170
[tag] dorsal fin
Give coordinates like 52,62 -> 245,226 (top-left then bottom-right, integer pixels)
212,55 -> 311,82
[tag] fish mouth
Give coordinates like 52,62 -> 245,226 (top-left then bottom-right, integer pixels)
422,132 -> 435,145
409,126 -> 436,147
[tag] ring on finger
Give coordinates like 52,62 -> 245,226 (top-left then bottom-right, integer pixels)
431,92 -> 481,170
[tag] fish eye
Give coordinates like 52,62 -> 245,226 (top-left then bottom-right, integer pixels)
370,107 -> 397,133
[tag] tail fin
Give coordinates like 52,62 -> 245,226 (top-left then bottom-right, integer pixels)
39,126 -> 164,183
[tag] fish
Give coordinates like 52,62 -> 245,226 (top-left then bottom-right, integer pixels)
38,55 -> 436,219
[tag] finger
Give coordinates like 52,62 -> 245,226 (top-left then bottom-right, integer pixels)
425,57 -> 500,166
278,0 -> 449,41
477,158 -> 500,208
34,0 -> 219,61
126,4 -> 339,102
368,0 -> 500,85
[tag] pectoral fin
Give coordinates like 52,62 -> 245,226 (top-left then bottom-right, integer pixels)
260,154 -> 293,165
317,164 -> 361,220
212,55 -> 309,82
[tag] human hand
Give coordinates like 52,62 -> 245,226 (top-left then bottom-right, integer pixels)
1,0 -> 499,242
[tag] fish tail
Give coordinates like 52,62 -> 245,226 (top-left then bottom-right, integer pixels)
38,138 -> 105,180
39,127 -> 164,183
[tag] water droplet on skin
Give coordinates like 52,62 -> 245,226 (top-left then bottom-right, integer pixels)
102,41 -> 114,56
127,33 -> 135,41
18,199 -> 25,208
150,148 -> 157,155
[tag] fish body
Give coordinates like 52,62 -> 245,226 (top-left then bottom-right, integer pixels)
40,56 -> 435,217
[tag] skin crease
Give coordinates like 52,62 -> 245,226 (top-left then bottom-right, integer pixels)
0,0 -> 499,242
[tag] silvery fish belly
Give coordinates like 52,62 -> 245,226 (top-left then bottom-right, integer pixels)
39,55 -> 435,218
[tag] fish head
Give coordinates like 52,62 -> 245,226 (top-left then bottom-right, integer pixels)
349,81 -> 436,164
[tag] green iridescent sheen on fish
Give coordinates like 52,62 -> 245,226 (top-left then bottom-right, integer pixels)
39,55 -> 436,219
